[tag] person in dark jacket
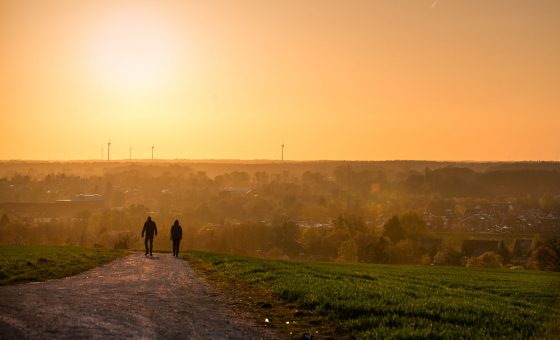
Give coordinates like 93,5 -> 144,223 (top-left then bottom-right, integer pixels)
170,220 -> 183,257
141,216 -> 157,256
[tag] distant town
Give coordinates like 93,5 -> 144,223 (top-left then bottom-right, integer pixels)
0,161 -> 558,268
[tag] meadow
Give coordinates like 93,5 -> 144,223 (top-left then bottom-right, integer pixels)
188,252 -> 560,339
0,245 -> 125,285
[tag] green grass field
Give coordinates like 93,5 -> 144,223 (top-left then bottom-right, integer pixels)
188,252 -> 560,339
0,245 -> 125,285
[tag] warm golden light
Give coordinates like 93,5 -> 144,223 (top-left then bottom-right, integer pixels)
89,8 -> 179,93
0,1 -> 559,160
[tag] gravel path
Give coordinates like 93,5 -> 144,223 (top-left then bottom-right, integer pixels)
0,253 -> 278,339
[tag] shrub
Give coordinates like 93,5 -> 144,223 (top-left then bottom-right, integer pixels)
466,251 -> 503,268
266,246 -> 288,260
433,248 -> 462,266
420,254 -> 432,265
527,245 -> 560,272
386,239 -> 420,264
113,232 -> 134,250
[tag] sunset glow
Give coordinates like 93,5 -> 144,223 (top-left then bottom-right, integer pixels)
0,0 -> 559,161
86,6 -> 186,96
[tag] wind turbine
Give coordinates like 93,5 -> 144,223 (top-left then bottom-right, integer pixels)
107,141 -> 111,161
151,145 -> 155,160
281,143 -> 285,161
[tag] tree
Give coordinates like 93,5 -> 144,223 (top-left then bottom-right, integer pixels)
299,227 -> 337,260
333,214 -> 365,236
382,216 -> 405,243
387,239 -> 420,264
337,239 -> 358,263
272,219 -> 300,257
399,212 -> 428,241
253,171 -> 269,186
0,214 -> 9,228
369,237 -> 390,263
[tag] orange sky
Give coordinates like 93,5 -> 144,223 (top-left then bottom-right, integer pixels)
1,0 -> 559,161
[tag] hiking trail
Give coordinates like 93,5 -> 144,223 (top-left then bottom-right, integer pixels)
0,253 -> 278,339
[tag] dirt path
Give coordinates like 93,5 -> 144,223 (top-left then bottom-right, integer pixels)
0,253 -> 278,339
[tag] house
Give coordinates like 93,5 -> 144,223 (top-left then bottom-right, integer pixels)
419,238 -> 443,254
461,239 -> 507,258
512,239 -> 536,257
33,217 -> 53,224
219,187 -> 253,196
55,193 -> 105,212
56,194 -> 104,203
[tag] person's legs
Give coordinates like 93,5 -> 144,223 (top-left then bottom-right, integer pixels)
149,237 -> 154,256
176,239 -> 181,257
144,237 -> 149,255
172,240 -> 177,256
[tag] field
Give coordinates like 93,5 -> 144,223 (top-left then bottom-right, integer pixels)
188,252 -> 560,339
0,245 -> 125,285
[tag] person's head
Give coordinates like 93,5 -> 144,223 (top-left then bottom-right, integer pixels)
174,219 -> 179,226
147,216 -> 152,221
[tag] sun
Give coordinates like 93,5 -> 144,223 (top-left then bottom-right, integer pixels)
89,8 -> 179,93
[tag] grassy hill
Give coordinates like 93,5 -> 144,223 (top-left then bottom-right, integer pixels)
0,245 -> 125,285
188,252 -> 560,338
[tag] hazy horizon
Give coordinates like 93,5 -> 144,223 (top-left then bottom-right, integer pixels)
1,0 -> 559,161
2,158 -> 560,163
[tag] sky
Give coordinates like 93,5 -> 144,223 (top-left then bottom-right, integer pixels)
1,0 -> 559,161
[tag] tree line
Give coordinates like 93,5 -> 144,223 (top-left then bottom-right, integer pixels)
0,162 -> 559,270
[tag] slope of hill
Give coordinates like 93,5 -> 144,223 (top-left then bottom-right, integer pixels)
188,252 -> 560,338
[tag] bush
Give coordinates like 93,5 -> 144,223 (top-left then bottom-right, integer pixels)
527,245 -> 560,272
420,254 -> 432,265
113,232 -> 134,250
466,251 -> 503,268
266,246 -> 288,260
386,239 -> 420,264
433,248 -> 462,266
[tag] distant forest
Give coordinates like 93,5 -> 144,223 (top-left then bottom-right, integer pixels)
1,161 -> 559,270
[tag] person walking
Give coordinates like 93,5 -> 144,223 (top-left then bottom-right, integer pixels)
170,220 -> 183,257
141,216 -> 157,256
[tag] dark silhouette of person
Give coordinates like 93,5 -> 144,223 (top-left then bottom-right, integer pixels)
170,220 -> 183,257
141,216 -> 157,256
